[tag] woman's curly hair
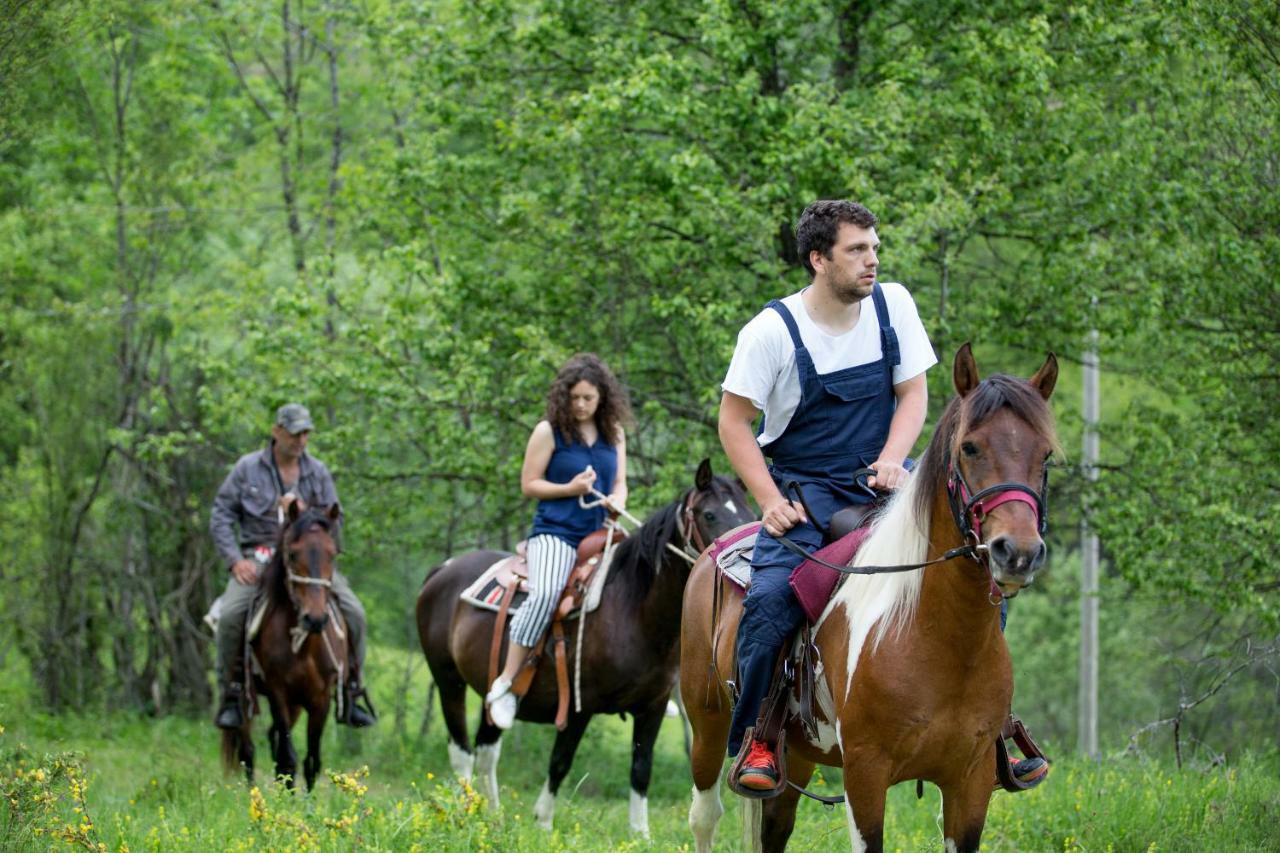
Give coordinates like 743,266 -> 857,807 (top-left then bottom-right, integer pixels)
545,353 -> 632,446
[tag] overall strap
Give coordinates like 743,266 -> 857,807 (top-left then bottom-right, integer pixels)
870,283 -> 900,368
766,299 -> 806,352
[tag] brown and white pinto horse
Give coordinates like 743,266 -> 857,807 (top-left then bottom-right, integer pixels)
416,459 -> 754,836
221,503 -> 348,791
681,345 -> 1059,852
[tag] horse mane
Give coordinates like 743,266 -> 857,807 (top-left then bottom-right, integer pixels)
606,495 -> 684,605
827,373 -> 1060,666
262,508 -> 335,606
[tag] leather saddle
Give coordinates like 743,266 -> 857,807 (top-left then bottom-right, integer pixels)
485,526 -> 626,730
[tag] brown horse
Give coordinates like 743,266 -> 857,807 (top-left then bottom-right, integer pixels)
681,345 -> 1059,852
221,503 -> 348,791
416,459 -> 754,836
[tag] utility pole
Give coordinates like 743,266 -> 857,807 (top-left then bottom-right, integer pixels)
1078,325 -> 1100,758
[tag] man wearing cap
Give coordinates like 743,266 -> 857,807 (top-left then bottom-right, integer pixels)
209,403 -> 376,729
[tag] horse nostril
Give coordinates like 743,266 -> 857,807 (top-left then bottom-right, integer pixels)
1032,542 -> 1047,570
303,613 -> 329,633
989,536 -> 1015,568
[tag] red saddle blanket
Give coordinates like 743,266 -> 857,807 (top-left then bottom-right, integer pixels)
712,522 -> 873,623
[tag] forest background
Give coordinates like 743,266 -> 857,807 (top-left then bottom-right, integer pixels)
1,0 -> 1277,815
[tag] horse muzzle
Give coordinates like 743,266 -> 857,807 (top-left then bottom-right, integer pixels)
987,534 -> 1045,592
301,612 -> 330,634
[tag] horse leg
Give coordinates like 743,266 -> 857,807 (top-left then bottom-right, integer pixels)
266,697 -> 298,790
682,659 -> 731,853
939,760 -> 995,852
760,755 -> 815,853
532,712 -> 592,830
302,702 -> 326,792
426,653 -> 476,783
624,703 -> 666,838
472,709 -> 504,808
840,754 -> 889,853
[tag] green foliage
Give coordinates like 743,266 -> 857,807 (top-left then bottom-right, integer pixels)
0,0 -> 1275,760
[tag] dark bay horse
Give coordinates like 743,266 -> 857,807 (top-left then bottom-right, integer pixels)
681,345 -> 1060,852
416,459 -> 754,836
221,503 -> 348,791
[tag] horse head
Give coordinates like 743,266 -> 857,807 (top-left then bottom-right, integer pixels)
948,343 -> 1060,595
281,502 -> 341,633
682,458 -> 755,557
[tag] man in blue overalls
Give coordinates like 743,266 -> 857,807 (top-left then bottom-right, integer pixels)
718,200 -> 937,790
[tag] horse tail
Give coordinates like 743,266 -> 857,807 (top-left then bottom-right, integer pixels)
741,797 -> 763,853
221,727 -> 243,775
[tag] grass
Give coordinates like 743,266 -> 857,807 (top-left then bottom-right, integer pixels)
1,645 -> 1277,851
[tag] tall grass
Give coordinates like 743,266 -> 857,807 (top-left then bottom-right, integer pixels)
1,646 -> 1276,851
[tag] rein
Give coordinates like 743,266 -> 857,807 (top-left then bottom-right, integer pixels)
581,487 -> 702,565
774,457 -> 1051,599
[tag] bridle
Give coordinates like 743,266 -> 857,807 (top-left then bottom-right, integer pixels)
675,488 -> 711,563
773,455 -> 1052,603
946,454 -> 1049,545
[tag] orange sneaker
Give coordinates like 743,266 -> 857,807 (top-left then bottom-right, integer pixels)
736,739 -> 779,791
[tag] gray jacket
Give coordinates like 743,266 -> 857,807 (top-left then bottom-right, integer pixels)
209,443 -> 342,569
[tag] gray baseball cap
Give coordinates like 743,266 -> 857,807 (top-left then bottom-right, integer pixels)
275,403 -> 314,434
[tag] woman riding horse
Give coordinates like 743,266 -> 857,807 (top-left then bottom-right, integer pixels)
417,457 -> 754,835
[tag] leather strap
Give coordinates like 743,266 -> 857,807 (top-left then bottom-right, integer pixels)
488,577 -> 521,689
552,619 -> 570,731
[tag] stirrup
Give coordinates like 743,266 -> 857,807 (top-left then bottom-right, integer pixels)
341,682 -> 377,727
727,727 -> 787,800
215,683 -> 244,729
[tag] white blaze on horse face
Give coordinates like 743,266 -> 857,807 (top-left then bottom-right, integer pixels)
534,780 -> 556,829
474,741 -> 501,808
724,499 -> 740,517
447,740 -> 474,782
689,779 -> 724,853
629,789 -> 650,837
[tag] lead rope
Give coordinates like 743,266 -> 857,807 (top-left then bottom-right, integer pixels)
580,488 -> 696,565
574,520 -> 620,713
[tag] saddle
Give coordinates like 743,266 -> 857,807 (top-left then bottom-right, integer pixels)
482,525 -> 626,731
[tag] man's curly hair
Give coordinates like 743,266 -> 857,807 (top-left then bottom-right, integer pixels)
545,353 -> 632,446
795,200 -> 878,277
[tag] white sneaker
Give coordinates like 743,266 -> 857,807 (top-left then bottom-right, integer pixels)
485,678 -> 517,729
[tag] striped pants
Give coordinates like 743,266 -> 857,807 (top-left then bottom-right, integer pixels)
507,534 -> 578,648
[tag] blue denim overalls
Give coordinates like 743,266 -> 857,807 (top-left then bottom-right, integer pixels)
728,284 -> 900,755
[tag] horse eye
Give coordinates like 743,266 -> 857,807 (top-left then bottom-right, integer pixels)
703,511 -> 717,522
961,442 -> 979,457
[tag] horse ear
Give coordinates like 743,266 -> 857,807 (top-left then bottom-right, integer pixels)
953,342 -> 980,397
695,458 -> 713,492
1029,353 -> 1058,400
287,499 -> 302,523
327,502 -> 341,521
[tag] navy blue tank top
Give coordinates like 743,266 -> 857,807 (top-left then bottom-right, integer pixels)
529,427 -> 618,547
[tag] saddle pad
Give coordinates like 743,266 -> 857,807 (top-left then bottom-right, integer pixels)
459,556 -> 528,612
458,546 -> 621,619
713,522 -> 760,592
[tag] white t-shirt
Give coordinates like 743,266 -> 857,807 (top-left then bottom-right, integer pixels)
722,282 -> 937,446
